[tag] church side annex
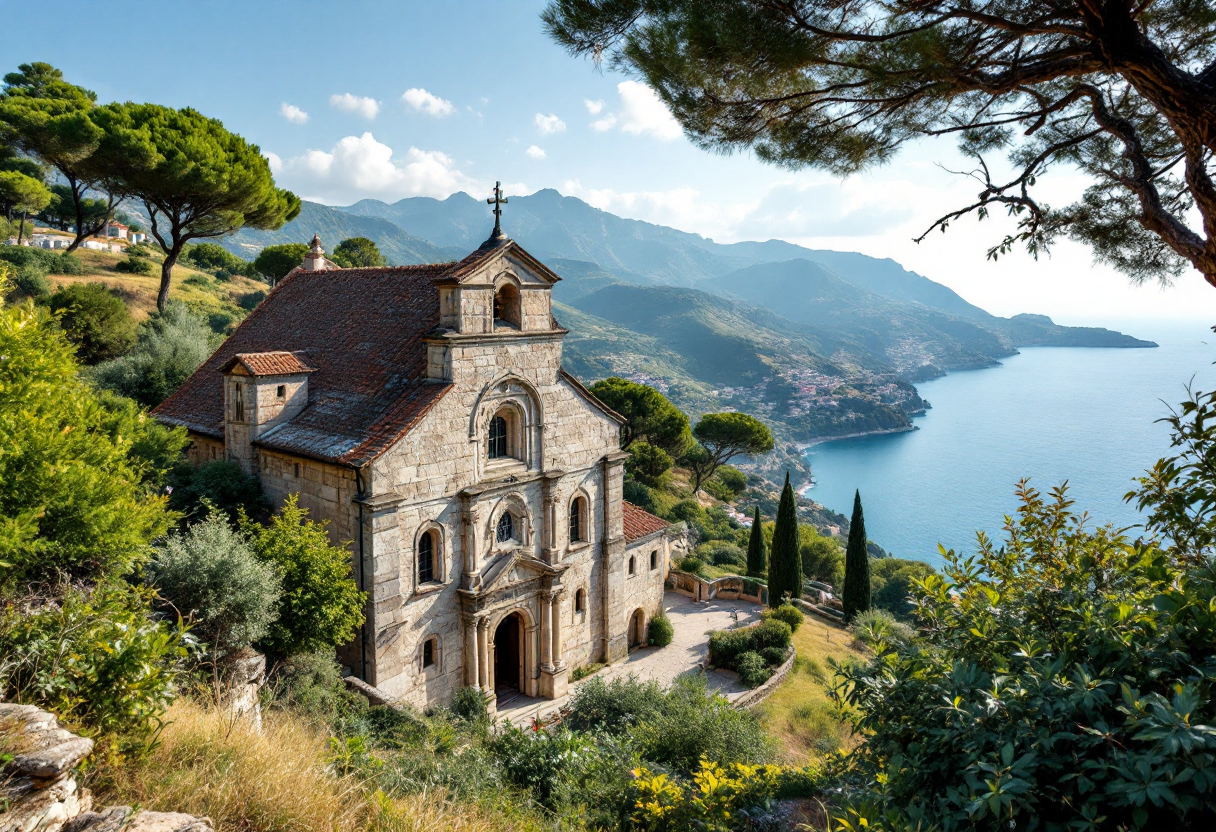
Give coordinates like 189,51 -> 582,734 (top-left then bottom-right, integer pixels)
153,199 -> 676,712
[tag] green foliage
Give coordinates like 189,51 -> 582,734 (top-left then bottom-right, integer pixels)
182,241 -> 248,275
37,183 -> 110,239
766,473 -> 801,605
114,255 -> 154,274
88,302 -> 214,408
847,607 -> 914,651
570,662 -> 604,682
241,494 -> 366,657
697,540 -> 745,567
0,301 -> 173,581
0,169 -> 52,227
746,506 -> 766,578
751,618 -> 792,651
668,498 -> 706,524
168,459 -> 266,524
92,390 -> 190,489
869,557 -> 936,620
0,580 -> 190,743
704,464 -> 747,502
762,603 -> 803,633
648,610 -> 674,647
11,264 -> 49,299
684,411 -> 774,491
450,685 -> 491,725
735,651 -> 771,688
265,649 -> 365,724
801,530 -> 843,587
676,554 -> 705,575
252,243 -> 308,281
489,724 -> 594,808
588,376 -> 690,454
708,619 -> 790,682
630,760 -> 813,832
625,440 -> 673,488
0,246 -> 82,275
842,490 -> 871,621
47,282 -> 136,364
832,477 -> 1216,829
331,236 -> 386,268
181,273 -> 211,287
237,289 -> 265,310
149,512 -> 281,659
565,673 -> 666,733
89,101 -> 300,310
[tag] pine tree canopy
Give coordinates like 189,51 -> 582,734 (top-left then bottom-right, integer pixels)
746,505 -> 766,578
767,473 -> 802,605
543,1 -> 1216,289
843,489 -> 872,621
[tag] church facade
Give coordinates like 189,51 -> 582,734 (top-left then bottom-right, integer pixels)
155,226 -> 676,710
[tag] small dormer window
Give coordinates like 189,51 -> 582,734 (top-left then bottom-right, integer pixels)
276,384 -> 286,399
232,384 -> 245,422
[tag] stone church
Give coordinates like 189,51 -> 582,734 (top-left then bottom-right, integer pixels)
155,215 -> 676,711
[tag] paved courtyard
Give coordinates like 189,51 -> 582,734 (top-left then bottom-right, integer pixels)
498,591 -> 764,726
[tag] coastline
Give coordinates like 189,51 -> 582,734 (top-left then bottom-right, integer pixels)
798,424 -> 918,452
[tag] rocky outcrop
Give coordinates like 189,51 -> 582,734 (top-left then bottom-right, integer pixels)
0,703 -> 213,832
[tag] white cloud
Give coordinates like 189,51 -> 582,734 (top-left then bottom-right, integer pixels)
273,132 -> 481,204
329,93 -> 380,119
526,145 -> 546,160
591,114 -> 617,132
535,113 -> 566,135
617,81 -> 682,140
584,99 -> 605,114
402,87 -> 454,117
279,103 -> 309,124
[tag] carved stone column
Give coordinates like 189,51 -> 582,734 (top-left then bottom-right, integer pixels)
477,617 -> 490,693
538,589 -> 569,699
551,592 -> 565,669
540,592 -> 553,671
464,617 -> 479,687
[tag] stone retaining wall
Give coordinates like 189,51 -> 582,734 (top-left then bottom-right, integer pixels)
0,702 -> 214,832
667,571 -> 768,605
731,647 -> 797,710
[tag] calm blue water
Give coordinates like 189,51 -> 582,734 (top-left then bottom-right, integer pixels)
805,321 -> 1216,564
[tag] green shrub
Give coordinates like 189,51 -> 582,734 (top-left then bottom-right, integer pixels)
760,646 -> 788,667
88,302 -> 215,408
570,662 -> 604,682
181,273 -> 210,287
183,242 -> 247,274
241,494 -> 366,658
0,580 -> 190,743
169,459 -> 267,523
0,246 -> 61,271
751,618 -> 792,651
237,290 -> 266,310
625,441 -> 673,488
53,253 -> 85,275
848,607 -> 914,648
450,685 -> 491,724
47,282 -> 137,364
564,674 -> 666,734
668,498 -> 707,524
489,725 -> 593,808
762,603 -> 804,633
623,478 -> 656,511
266,649 -> 365,724
207,310 -> 236,333
870,556 -> 937,619
676,554 -> 704,575
735,651 -> 771,688
647,611 -> 674,647
149,512 -> 281,659
12,263 -> 50,298
696,540 -> 746,567
708,627 -> 756,668
114,255 -> 154,274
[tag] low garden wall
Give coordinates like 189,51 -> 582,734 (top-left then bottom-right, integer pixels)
732,647 -> 797,710
666,571 -> 769,605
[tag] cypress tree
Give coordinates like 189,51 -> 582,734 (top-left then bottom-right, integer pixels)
767,473 -> 801,606
843,489 -> 872,621
746,506 -> 766,578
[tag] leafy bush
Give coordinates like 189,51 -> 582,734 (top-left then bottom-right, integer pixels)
697,540 -> 746,567
626,440 -> 673,488
565,674 -> 667,733
570,662 -> 604,682
88,302 -> 214,408
869,556 -> 937,619
762,603 -> 804,633
241,494 -> 366,658
169,459 -> 267,523
265,649 -> 365,724
253,243 -> 308,281
648,610 -> 674,647
760,646 -> 788,668
750,618 -> 792,651
207,310 -> 236,332
631,760 -> 806,832
0,245 -> 77,273
114,255 -> 154,274
735,651 -> 771,688
489,725 -> 593,808
847,607 -> 914,649
237,289 -> 266,310
676,554 -> 704,575
450,685 -> 491,724
704,465 -> 749,502
53,253 -> 85,275
0,580 -> 190,743
183,241 -> 247,274
801,532 -> 844,586
181,273 -> 211,287
12,263 -> 50,298
149,512 -> 281,659
0,301 -> 174,581
47,282 -> 137,364
708,627 -> 757,669
668,498 -> 707,524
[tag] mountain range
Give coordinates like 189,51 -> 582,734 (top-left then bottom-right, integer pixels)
220,188 -> 1155,480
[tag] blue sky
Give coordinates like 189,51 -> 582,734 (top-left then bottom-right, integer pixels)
4,0 -> 1213,324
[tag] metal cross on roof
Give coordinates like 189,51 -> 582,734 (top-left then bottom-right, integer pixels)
487,180 -> 508,238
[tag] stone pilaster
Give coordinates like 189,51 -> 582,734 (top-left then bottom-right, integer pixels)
599,451 -> 630,663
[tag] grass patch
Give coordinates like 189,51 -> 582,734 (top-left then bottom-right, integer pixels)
571,662 -> 605,682
756,612 -> 866,764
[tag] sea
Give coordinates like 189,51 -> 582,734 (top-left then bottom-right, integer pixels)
803,319 -> 1216,566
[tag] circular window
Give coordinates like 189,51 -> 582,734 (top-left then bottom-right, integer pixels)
496,512 -> 515,543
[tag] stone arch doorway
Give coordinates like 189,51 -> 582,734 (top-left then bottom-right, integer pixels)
628,608 -> 646,650
494,612 -> 525,693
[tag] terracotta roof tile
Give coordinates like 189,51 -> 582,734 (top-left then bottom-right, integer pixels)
153,263 -> 453,465
623,501 -> 671,543
221,351 -> 315,377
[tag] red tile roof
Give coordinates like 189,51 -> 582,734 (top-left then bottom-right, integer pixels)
221,351 -> 315,377
623,501 -> 671,543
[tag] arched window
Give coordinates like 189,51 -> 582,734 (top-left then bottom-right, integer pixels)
496,512 -> 515,543
650,550 -> 658,570
628,555 -> 636,575
493,283 -> 521,328
569,496 -> 586,543
422,638 -> 436,668
488,415 -> 508,459
575,588 -> 586,614
418,529 -> 437,584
